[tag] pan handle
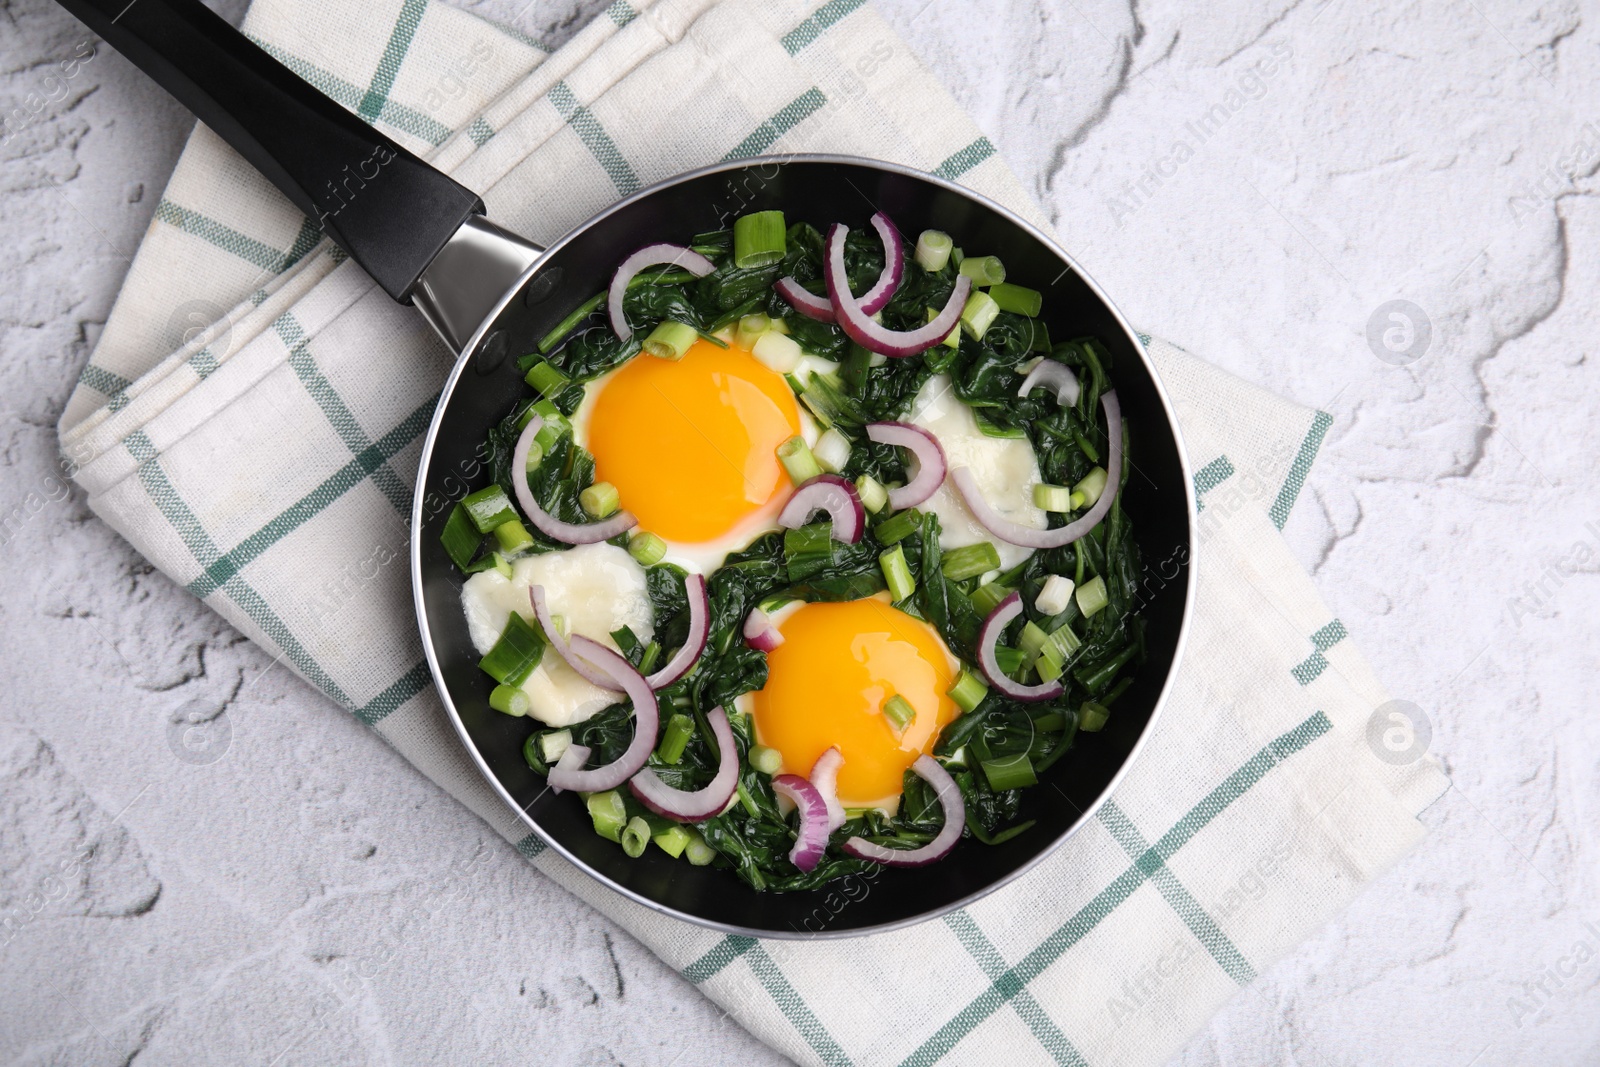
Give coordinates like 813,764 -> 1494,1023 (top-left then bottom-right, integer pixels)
55,0 -> 483,304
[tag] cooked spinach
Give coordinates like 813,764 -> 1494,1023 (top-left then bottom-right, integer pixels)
481,214 -> 1148,892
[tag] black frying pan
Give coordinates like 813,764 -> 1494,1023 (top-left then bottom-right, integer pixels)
61,0 -> 1196,937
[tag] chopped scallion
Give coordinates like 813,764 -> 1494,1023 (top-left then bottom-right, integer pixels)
880,543 -> 916,602
987,282 -> 1042,317
940,541 -> 1002,581
522,438 -> 545,472
1035,574 -> 1075,616
993,645 -> 1027,677
621,815 -> 652,857
656,713 -> 695,764
752,329 -> 802,372
777,435 -> 822,484
814,427 -> 852,473
489,684 -> 529,716
732,210 -> 786,268
586,790 -> 627,843
524,359 -> 570,396
1034,643 -> 1065,683
628,531 -> 667,566
463,485 -> 517,534
958,255 -> 1006,286
580,481 -> 621,519
855,474 -> 889,513
970,581 -> 1012,616
749,744 -> 783,775
478,611 -> 546,687
638,640 -> 661,675
1033,482 -> 1075,512
981,753 -> 1037,791
440,503 -> 483,571
684,830 -> 716,866
492,551 -> 514,579
960,290 -> 1001,340
914,229 -> 953,272
947,669 -> 989,713
883,694 -> 916,731
540,729 -> 572,765
652,824 -> 692,858
1079,701 -> 1110,732
492,518 -> 535,554
1074,466 -> 1109,508
735,312 -> 771,350
1018,620 -> 1049,659
873,508 -> 922,545
1076,575 -> 1109,618
642,319 -> 697,360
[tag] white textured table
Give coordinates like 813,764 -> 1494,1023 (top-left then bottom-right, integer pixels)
3,0 -> 1597,1063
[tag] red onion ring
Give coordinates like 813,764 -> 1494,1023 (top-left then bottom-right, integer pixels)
976,591 -> 1065,702
1018,359 -> 1080,407
771,773 -> 832,872
841,755 -> 964,867
743,606 -> 784,652
808,747 -> 846,832
529,585 -> 622,690
865,421 -> 946,510
608,243 -> 716,341
628,706 -> 739,822
546,636 -> 659,793
772,211 -> 905,324
512,415 -> 638,544
950,390 -> 1122,549
773,277 -> 835,323
777,474 -> 865,544
825,223 -> 971,358
644,573 -> 708,689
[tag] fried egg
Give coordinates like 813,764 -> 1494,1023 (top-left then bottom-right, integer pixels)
459,542 -> 653,727
746,594 -> 961,811
907,374 -> 1046,572
572,338 -> 813,572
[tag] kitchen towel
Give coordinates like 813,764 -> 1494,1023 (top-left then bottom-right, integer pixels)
58,0 -> 1450,1063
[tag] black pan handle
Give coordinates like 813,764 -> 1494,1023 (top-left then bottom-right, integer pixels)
56,0 -> 482,303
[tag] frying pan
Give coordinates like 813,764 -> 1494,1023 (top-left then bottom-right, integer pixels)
61,0 -> 1196,937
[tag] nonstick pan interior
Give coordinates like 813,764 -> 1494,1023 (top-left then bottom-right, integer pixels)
412,156 -> 1195,937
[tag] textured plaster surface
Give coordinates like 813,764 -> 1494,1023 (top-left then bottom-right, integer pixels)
1,0 -> 1598,1063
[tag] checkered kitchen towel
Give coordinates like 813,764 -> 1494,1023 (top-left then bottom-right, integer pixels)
59,0 -> 1450,1063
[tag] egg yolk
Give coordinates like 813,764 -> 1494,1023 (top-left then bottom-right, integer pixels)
585,339 -> 801,544
749,597 -> 960,808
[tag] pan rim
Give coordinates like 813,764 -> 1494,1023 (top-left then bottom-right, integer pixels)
409,152 -> 1199,939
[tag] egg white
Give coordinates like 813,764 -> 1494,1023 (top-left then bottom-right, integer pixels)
459,542 -> 653,728
568,358 -> 823,574
907,373 -> 1046,572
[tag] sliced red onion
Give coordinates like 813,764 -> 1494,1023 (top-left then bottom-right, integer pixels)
950,390 -> 1122,549
644,573 -> 708,689
608,243 -> 716,341
841,755 -> 964,867
856,212 -> 906,316
825,223 -> 972,358
865,421 -> 946,510
628,706 -> 739,822
777,473 -> 864,544
512,415 -> 637,544
529,584 -> 621,690
771,773 -> 831,872
976,591 -> 1064,702
773,277 -> 835,323
546,636 -> 659,793
743,606 -> 784,652
771,211 -> 905,324
1018,359 -> 1080,407
808,747 -> 846,832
